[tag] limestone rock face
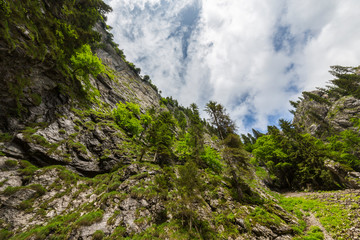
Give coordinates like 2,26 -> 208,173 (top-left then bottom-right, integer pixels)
0,22 -> 161,175
293,91 -> 360,137
292,90 -> 360,189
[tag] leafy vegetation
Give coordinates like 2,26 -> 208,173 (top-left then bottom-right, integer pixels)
250,66 -> 360,190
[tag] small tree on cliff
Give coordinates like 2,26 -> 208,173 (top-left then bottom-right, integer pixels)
205,101 -> 236,140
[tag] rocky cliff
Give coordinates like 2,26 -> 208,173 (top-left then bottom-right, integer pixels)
292,90 -> 360,138
291,66 -> 360,189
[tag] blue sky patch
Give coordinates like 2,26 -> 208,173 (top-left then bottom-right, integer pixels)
272,25 -> 296,54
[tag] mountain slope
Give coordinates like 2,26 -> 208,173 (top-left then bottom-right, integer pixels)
0,1 -> 302,239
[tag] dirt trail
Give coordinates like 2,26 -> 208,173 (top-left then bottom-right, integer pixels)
283,189 -> 360,240
303,211 -> 333,240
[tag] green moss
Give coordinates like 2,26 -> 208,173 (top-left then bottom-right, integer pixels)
2,159 -> 18,170
30,134 -> 51,147
85,121 -> 96,131
92,230 -> 105,240
0,132 -> 12,142
95,184 -> 107,195
107,210 -> 120,225
2,186 -> 22,196
17,199 -> 34,211
74,118 -> 83,126
7,75 -> 30,117
30,93 -> 42,106
2,184 -> 45,197
107,181 -> 121,192
75,210 -> 104,227
58,168 -> 78,183
59,129 -> 66,134
0,229 -> 13,240
68,140 -> 87,154
18,160 -> 38,180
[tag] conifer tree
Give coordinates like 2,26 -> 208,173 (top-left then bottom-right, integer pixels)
205,101 -> 236,140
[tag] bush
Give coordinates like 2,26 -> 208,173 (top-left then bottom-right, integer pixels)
92,230 -> 105,240
112,102 -> 143,137
201,145 -> 223,173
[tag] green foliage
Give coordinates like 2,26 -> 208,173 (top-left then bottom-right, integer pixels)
30,93 -> 42,106
112,102 -> 144,137
280,195 -> 353,239
201,145 -> 223,173
70,44 -> 105,99
301,226 -> 324,240
0,132 -> 12,142
146,111 -> 176,164
252,120 -> 340,190
92,230 -> 105,240
302,91 -> 331,105
75,210 -> 104,226
328,65 -> 360,98
1,0 -> 112,109
326,122 -> 360,171
18,160 -> 38,181
175,133 -> 193,161
205,101 -> 236,140
0,229 -> 13,240
4,159 -> 18,168
71,44 -> 105,78
68,140 -> 87,154
2,184 -> 45,197
245,206 -> 283,230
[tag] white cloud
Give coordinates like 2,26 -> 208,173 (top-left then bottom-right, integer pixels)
105,0 -> 360,133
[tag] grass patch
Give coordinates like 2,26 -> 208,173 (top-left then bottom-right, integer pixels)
280,195 -> 352,239
75,210 -> 104,227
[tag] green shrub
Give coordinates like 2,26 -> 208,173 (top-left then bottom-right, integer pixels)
201,145 -> 223,173
112,102 -> 143,137
70,44 -> 105,93
92,230 -> 105,240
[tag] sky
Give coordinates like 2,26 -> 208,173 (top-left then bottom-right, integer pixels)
105,0 -> 360,134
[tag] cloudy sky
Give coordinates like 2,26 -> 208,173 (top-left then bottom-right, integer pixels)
105,0 -> 360,133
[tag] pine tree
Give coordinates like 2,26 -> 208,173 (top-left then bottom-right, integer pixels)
205,101 -> 236,140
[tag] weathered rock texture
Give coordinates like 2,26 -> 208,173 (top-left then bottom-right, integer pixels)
0,20 -> 161,175
293,91 -> 360,138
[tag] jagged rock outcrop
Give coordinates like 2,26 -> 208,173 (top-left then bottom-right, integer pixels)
293,91 -> 360,137
292,88 -> 360,189
325,160 -> 360,189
